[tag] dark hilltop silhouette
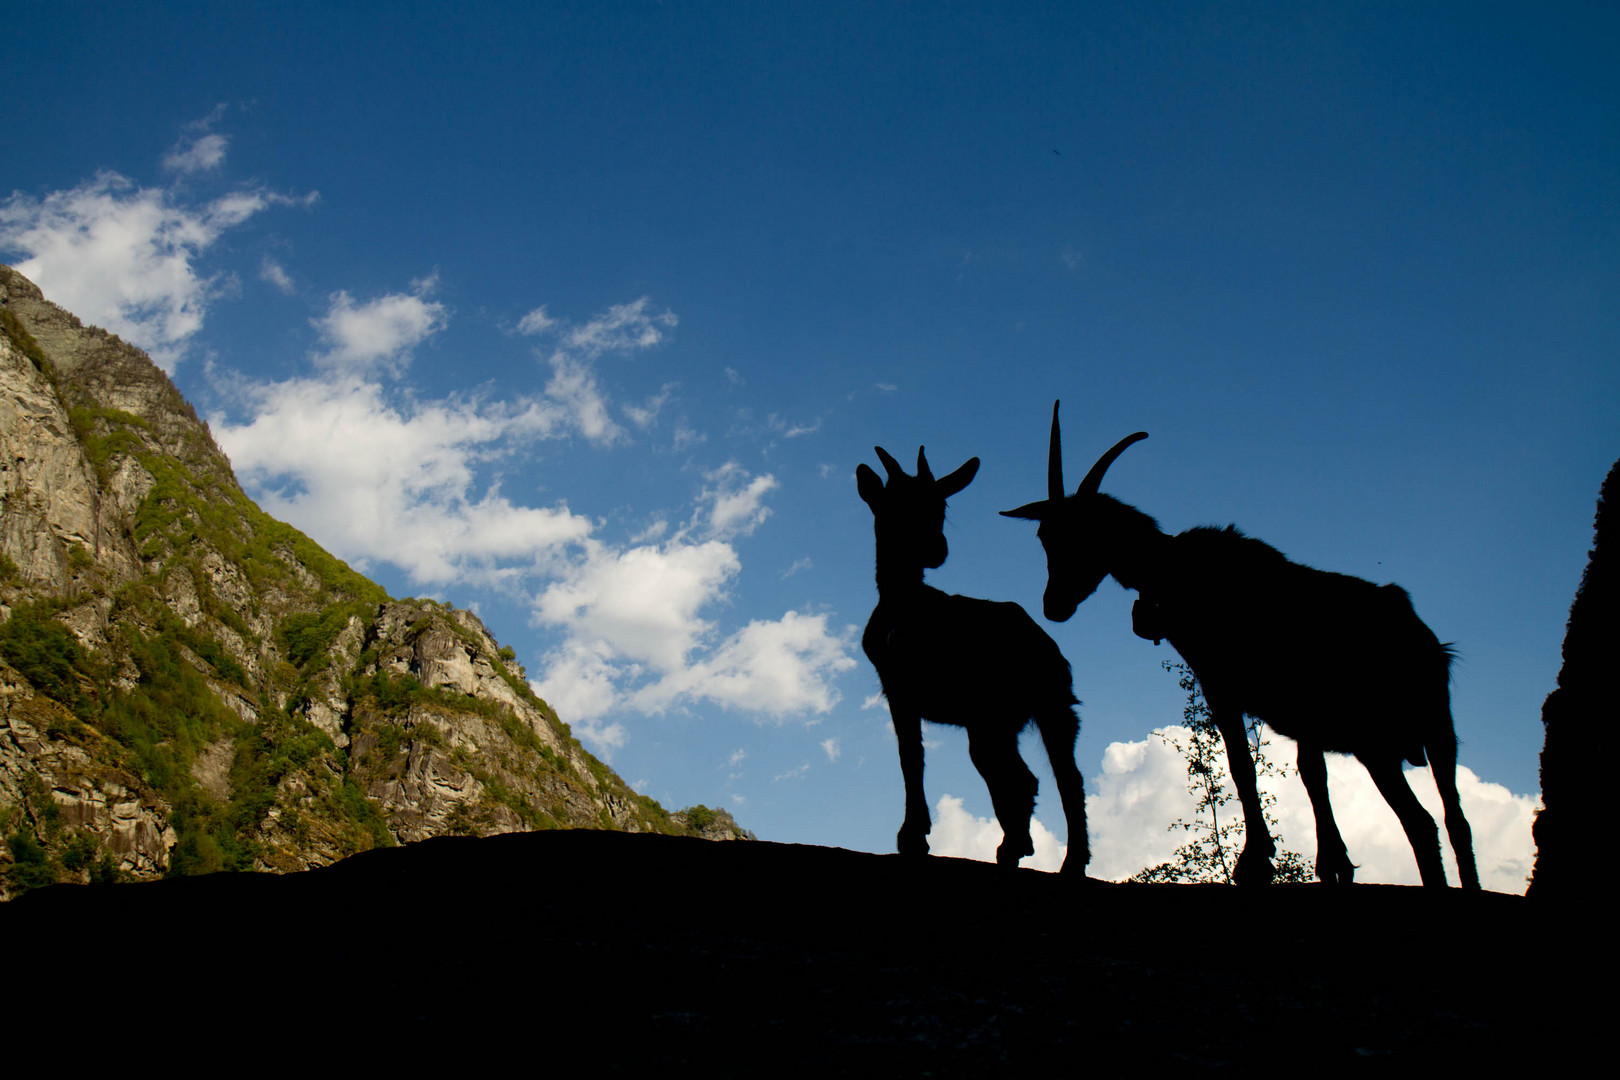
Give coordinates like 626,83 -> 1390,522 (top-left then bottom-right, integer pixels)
858,446 -> 1087,873
1004,402 -> 1478,889
0,831 -> 1577,1072
1530,455 -> 1616,901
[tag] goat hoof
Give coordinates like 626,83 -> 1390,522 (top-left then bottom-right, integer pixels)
897,828 -> 930,858
996,834 -> 1035,868
1317,855 -> 1355,886
1233,852 -> 1276,887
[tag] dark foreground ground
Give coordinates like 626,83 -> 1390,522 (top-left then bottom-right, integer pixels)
0,832 -> 1588,1073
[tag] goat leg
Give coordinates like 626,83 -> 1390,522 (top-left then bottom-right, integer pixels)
1036,707 -> 1090,877
968,725 -> 1037,868
1214,704 -> 1277,886
893,708 -> 931,856
1298,739 -> 1354,885
1364,756 -> 1448,887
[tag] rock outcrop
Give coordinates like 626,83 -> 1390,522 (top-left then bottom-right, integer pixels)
1530,456 -> 1617,900
0,264 -> 745,898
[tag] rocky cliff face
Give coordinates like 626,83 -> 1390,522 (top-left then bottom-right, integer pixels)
0,264 -> 744,897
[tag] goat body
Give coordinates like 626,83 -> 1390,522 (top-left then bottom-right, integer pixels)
859,446 -> 1088,874
1151,526 -> 1452,768
1004,404 -> 1479,889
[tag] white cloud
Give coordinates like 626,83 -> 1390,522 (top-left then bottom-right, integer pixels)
164,132 -> 229,175
774,763 -> 811,782
313,284 -> 445,371
727,748 -> 747,768
573,717 -> 629,759
162,105 -> 230,175
545,354 -> 621,445
516,305 -> 556,335
623,384 -> 674,430
633,611 -> 857,716
517,296 -> 678,446
0,171 -> 302,372
535,539 -> 740,672
554,297 -> 676,356
214,277 -> 852,761
930,794 -> 1069,872
517,297 -> 675,354
214,371 -> 587,586
1084,726 -> 1538,892
822,737 -> 841,763
769,414 -> 822,438
260,258 -> 295,294
528,470 -> 854,748
530,642 -> 623,728
780,557 -> 813,579
917,727 -> 1537,892
691,462 -> 777,540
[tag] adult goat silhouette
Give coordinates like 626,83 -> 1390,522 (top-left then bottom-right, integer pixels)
859,446 -> 1088,874
1002,403 -> 1479,889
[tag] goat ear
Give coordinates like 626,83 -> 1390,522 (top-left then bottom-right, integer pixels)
1000,500 -> 1049,521
936,457 -> 979,498
856,463 -> 885,508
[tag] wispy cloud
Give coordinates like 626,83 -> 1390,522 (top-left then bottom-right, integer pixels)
780,557 -> 813,580
260,257 -> 295,294
768,413 -> 823,439
163,105 -> 230,175
518,295 -> 678,447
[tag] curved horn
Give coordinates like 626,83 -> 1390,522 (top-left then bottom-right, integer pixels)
1048,400 -> 1064,502
1078,432 -> 1149,496
874,446 -> 905,480
916,446 -> 933,483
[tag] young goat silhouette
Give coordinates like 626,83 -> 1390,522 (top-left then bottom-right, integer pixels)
859,446 -> 1088,874
1002,403 -> 1479,889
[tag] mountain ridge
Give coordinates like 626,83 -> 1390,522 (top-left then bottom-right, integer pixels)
0,263 -> 743,897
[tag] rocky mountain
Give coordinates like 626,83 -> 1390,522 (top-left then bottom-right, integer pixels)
0,264 -> 745,898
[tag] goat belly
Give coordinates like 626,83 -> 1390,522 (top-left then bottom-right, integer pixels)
863,596 -> 1072,724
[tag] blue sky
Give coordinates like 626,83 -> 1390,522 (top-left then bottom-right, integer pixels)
5,2 -> 1613,889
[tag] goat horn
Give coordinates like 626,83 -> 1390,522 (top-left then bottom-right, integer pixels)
874,446 -> 905,480
1078,431 -> 1149,496
916,447 -> 934,482
1048,400 -> 1064,502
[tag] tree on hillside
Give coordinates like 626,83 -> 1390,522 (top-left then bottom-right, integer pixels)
1132,662 -> 1313,884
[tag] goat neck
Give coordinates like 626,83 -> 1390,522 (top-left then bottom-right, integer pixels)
1092,495 -> 1173,593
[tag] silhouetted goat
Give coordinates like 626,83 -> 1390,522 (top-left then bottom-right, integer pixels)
1002,404 -> 1479,889
859,446 -> 1088,874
